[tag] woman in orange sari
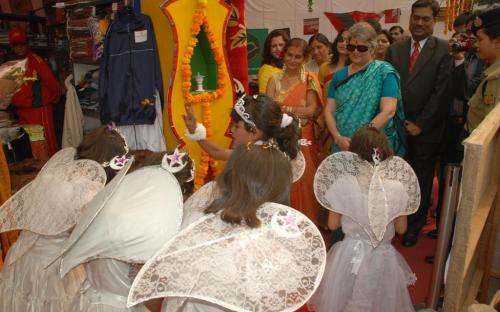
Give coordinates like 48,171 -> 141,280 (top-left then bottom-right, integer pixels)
266,38 -> 323,225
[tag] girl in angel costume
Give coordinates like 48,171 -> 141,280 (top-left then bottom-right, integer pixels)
183,94 -> 301,161
0,125 -> 129,312
184,94 -> 311,219
51,147 -> 195,312
127,142 -> 327,312
308,126 -> 420,312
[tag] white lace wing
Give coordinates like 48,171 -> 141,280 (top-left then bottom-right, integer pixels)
181,181 -> 218,230
128,203 -> 326,312
0,148 -> 107,235
59,165 -> 183,277
368,156 -> 420,242
314,151 -> 372,214
290,151 -> 305,183
46,159 -> 132,270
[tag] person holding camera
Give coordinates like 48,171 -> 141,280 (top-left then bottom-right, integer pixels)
466,7 -> 500,133
425,29 -> 485,246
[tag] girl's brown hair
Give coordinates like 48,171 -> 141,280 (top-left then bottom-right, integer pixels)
76,126 -> 128,182
205,143 -> 292,228
349,126 -> 394,162
230,95 -> 301,159
129,149 -> 194,198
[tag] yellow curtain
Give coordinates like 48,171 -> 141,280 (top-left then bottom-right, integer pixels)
0,146 -> 19,271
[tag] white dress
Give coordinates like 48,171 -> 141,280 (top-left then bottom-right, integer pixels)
308,213 -> 416,311
72,259 -> 148,312
0,231 -> 85,312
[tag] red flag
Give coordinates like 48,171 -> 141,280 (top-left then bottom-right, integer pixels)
384,9 -> 401,23
324,11 -> 382,32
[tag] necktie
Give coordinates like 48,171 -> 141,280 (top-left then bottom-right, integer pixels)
409,41 -> 420,72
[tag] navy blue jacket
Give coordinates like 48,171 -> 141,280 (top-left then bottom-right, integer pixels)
99,9 -> 163,125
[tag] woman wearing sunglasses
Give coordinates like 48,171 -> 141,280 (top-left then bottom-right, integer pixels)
324,22 -> 406,157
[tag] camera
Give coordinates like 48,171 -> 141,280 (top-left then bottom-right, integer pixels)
451,36 -> 475,53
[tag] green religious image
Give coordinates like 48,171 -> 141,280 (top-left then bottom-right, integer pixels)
190,26 -> 218,92
247,28 -> 268,75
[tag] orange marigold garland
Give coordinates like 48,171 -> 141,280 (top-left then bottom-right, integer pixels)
181,1 -> 226,105
184,0 -> 226,189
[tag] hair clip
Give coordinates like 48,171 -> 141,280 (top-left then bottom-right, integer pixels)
102,155 -> 130,170
280,113 -> 293,128
162,148 -> 188,174
372,147 -> 381,165
186,159 -> 195,183
234,96 -> 257,128
298,139 -> 312,146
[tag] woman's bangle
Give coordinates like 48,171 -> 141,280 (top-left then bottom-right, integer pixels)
185,123 -> 207,141
334,133 -> 342,142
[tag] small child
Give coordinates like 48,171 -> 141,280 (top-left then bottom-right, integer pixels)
55,147 -> 195,312
183,94 -> 301,161
309,126 -> 419,312
128,142 -> 327,312
0,125 -> 128,311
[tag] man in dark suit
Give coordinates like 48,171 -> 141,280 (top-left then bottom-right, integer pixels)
386,0 -> 452,247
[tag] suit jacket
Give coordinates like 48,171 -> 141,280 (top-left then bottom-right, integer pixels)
386,36 -> 452,142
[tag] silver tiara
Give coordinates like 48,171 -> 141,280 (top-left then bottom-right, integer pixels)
234,96 -> 257,128
102,123 -> 130,170
161,148 -> 188,174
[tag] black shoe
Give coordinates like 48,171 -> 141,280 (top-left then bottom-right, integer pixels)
425,255 -> 434,264
402,233 -> 418,247
427,229 -> 438,240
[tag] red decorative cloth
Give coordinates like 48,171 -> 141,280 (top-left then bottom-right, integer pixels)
225,0 -> 248,95
324,11 -> 382,32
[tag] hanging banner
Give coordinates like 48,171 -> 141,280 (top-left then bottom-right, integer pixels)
384,8 -> 401,23
324,11 -> 382,32
304,18 -> 320,35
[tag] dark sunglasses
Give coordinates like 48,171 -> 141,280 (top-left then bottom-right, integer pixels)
346,44 -> 370,52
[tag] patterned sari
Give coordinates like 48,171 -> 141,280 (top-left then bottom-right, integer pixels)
333,60 -> 406,156
273,72 -> 323,225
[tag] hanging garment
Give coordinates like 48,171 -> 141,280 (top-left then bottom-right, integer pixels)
62,75 -> 84,148
117,90 -> 166,152
99,9 -> 163,126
